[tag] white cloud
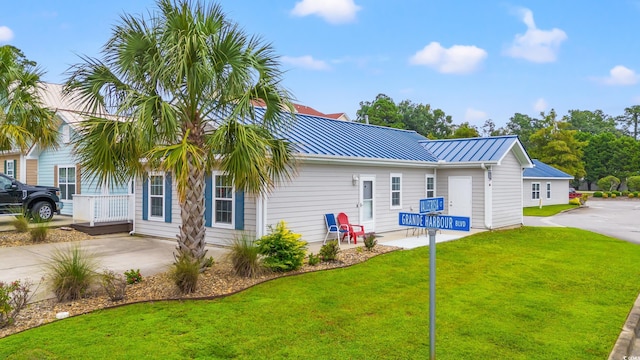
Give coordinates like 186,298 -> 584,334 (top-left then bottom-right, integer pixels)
533,98 -> 548,112
409,42 -> 487,74
0,26 -> 14,43
281,55 -> 331,71
464,108 -> 488,122
600,65 -> 639,86
291,0 -> 361,24
504,8 -> 567,63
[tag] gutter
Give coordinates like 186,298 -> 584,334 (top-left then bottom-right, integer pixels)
480,163 -> 493,230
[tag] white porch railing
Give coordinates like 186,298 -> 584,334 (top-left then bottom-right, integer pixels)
73,194 -> 134,226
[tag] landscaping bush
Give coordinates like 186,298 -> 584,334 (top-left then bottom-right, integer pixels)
46,247 -> 98,302
627,176 -> 640,192
11,213 -> 29,233
257,221 -> 307,272
0,280 -> 32,329
611,193 -> 617,198
307,253 -> 321,266
603,192 -> 609,198
203,256 -> 215,268
597,175 -> 620,192
622,190 -> 629,196
30,222 -> 49,243
124,269 -> 143,284
635,192 -> 639,198
629,193 -> 635,198
580,193 -> 589,205
569,198 -> 581,205
228,235 -> 265,278
593,191 -> 603,198
100,270 -> 127,301
319,240 -> 340,262
170,253 -> 199,294
364,234 -> 377,251
613,191 -> 621,197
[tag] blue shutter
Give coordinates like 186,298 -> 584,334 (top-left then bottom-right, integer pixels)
164,173 -> 172,223
204,174 -> 212,227
142,175 -> 148,220
235,190 -> 244,230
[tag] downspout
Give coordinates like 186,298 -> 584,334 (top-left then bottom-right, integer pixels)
481,163 -> 492,229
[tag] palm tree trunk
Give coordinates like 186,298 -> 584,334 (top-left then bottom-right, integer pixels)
176,156 -> 207,267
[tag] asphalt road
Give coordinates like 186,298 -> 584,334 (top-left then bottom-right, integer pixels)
524,198 -> 640,244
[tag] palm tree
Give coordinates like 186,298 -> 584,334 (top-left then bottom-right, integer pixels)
64,0 -> 296,268
0,45 -> 58,152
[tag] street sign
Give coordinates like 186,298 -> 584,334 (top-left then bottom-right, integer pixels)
419,197 -> 444,214
398,212 -> 470,232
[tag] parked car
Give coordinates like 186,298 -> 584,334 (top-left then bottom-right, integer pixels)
0,173 -> 63,221
569,187 -> 582,199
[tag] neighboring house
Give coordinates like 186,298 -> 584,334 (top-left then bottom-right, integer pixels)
0,149 -> 38,184
522,159 -> 573,207
132,109 -> 534,246
26,83 -> 133,232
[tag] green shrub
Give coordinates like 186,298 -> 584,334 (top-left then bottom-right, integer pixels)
124,269 -> 142,284
228,235 -> 264,278
257,221 -> 307,272
46,247 -> 98,302
597,175 -> 620,192
580,193 -> 589,205
100,270 -> 127,301
603,192 -> 609,198
170,253 -> 199,294
569,198 -> 581,205
622,190 -> 629,196
0,280 -> 32,329
627,176 -> 640,192
364,234 -> 377,251
611,193 -> 617,198
613,191 -> 621,196
203,256 -> 215,268
319,240 -> 340,262
307,253 -> 320,266
30,222 -> 49,243
634,192 -> 639,198
628,193 -> 635,198
593,191 -> 603,198
11,213 -> 29,233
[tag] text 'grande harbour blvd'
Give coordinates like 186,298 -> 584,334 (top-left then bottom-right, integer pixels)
398,212 -> 471,231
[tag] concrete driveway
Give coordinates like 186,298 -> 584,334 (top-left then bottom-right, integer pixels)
524,198 -> 640,244
0,234 -> 229,301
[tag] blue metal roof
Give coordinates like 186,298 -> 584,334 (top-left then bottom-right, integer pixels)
254,107 -> 439,162
419,135 -> 521,163
523,160 -> 573,179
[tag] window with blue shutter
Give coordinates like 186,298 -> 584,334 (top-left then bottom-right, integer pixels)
204,174 -> 212,227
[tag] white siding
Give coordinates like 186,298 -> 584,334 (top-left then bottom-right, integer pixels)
492,151 -> 524,228
266,163 -> 434,244
133,175 -> 257,246
435,168 -> 485,229
523,179 -> 569,207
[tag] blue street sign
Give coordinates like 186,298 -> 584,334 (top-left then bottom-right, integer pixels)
398,212 -> 470,232
419,197 -> 444,213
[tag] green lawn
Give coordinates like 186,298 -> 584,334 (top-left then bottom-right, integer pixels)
2,227 -> 640,359
523,203 -> 579,216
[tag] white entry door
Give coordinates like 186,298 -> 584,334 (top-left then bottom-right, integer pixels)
359,175 -> 375,232
448,176 -> 472,225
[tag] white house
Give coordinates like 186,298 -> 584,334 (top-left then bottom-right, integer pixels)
130,108 -> 534,245
522,159 -> 573,207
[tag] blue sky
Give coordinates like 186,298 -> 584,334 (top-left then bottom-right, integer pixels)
1,0 -> 640,127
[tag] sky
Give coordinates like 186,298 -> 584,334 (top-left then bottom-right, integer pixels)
1,0 -> 640,128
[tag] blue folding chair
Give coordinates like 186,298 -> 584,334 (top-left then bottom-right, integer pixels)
324,213 -> 350,245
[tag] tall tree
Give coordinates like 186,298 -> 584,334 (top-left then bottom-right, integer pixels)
619,105 -> 640,140
65,0 -> 296,273
580,132 -> 615,190
481,119 -> 507,137
0,45 -> 57,152
528,111 -> 586,179
356,93 -> 403,128
451,122 -> 480,138
504,113 -> 542,150
564,109 -> 618,135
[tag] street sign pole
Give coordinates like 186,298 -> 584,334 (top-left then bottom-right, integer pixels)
428,225 -> 437,360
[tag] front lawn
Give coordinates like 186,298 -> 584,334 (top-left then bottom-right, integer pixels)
2,227 -> 640,359
523,203 -> 579,216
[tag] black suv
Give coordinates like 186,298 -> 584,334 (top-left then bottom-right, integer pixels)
0,173 -> 63,221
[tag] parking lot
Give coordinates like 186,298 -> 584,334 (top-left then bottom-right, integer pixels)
524,198 -> 640,244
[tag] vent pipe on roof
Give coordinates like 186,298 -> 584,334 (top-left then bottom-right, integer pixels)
365,114 -> 369,124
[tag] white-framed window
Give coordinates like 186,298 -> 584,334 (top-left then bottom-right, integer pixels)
148,172 -> 164,220
61,125 -> 70,144
213,172 -> 234,228
5,160 -> 14,178
390,173 -> 402,209
426,174 -> 435,198
546,182 -> 551,199
531,182 -> 540,200
58,166 -> 76,201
